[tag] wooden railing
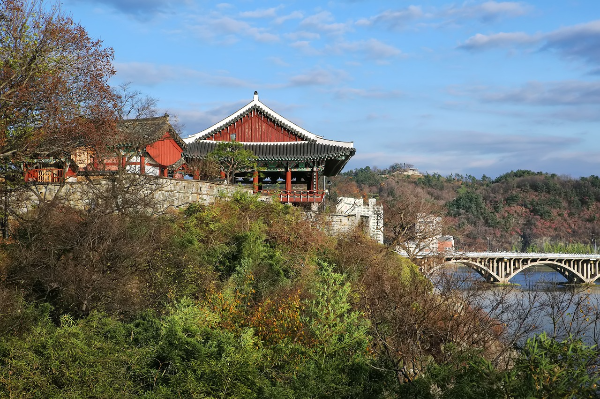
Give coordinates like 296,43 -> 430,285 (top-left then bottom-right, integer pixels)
260,189 -> 325,203
24,168 -> 64,183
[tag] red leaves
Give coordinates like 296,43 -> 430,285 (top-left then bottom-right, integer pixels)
1,0 -> 118,161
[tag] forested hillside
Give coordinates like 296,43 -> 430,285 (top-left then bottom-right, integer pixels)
333,166 -> 600,252
2,192 -> 600,397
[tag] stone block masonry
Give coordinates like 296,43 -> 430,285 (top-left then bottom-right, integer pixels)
11,178 -> 384,245
329,197 -> 384,244
13,176 -> 253,215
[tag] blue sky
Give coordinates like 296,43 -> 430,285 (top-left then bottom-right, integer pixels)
64,0 -> 600,177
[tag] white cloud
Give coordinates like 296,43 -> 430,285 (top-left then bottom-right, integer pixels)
114,62 -> 180,85
274,11 -> 303,24
356,6 -> 424,29
288,67 -> 348,86
284,31 -> 321,41
481,81 -> 600,106
176,100 -> 249,136
332,87 -> 403,100
300,11 -> 351,35
367,130 -> 585,177
289,41 -> 321,56
459,32 -> 539,50
356,2 -> 529,31
113,62 -> 253,88
405,131 -> 580,155
543,20 -> 600,65
333,39 -> 403,61
267,57 -> 290,67
71,0 -> 191,20
239,6 -> 282,19
445,1 -> 531,22
190,15 -> 280,44
459,19 -> 600,68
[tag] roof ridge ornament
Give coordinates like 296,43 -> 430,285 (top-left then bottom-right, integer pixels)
184,93 -> 352,147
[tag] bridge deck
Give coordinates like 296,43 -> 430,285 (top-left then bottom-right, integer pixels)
446,251 -> 600,259
440,252 -> 600,284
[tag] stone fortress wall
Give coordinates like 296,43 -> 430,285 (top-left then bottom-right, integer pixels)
330,197 -> 384,244
14,178 -> 383,243
14,177 -> 252,214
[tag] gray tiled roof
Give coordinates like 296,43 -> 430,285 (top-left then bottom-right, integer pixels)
116,116 -> 185,149
185,141 -> 355,176
185,141 -> 353,160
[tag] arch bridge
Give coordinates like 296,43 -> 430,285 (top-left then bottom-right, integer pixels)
441,252 -> 600,284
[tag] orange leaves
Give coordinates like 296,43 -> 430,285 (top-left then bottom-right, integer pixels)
248,290 -> 308,346
201,291 -> 246,332
199,286 -> 311,348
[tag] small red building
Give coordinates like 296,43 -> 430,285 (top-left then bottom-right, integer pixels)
184,92 -> 355,203
110,115 -> 186,178
23,115 -> 186,182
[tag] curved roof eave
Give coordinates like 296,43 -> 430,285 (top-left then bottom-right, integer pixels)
183,93 -> 344,145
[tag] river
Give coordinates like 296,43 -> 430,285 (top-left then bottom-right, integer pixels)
434,265 -> 600,345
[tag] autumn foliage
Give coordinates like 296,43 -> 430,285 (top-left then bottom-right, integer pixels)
0,0 -> 118,163
335,166 -> 600,252
1,191 -> 599,397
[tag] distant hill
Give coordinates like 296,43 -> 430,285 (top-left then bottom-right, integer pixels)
332,167 -> 600,252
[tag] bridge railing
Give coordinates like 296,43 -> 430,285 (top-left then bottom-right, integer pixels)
446,251 -> 600,259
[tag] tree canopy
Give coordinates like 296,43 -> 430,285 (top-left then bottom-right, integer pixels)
208,141 -> 257,184
0,0 -> 117,162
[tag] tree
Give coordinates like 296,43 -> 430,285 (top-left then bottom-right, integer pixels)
386,163 -> 413,174
383,185 -> 448,265
0,0 -> 118,239
185,157 -> 221,181
0,0 -> 117,164
208,141 -> 257,184
510,333 -> 600,397
113,82 -> 158,120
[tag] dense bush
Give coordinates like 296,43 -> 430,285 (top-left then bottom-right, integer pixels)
1,192 -> 599,397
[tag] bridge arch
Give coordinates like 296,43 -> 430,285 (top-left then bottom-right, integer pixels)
434,259 -> 590,284
504,261 -> 586,284
440,260 -> 503,283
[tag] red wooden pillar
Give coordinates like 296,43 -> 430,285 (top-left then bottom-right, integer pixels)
121,155 -> 126,169
253,170 -> 259,192
285,168 -> 292,192
193,171 -> 200,180
140,155 -> 146,174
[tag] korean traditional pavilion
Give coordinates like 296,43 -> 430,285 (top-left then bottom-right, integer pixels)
184,92 -> 355,203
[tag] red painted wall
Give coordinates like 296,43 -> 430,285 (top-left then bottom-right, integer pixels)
146,133 -> 182,166
206,110 -> 303,142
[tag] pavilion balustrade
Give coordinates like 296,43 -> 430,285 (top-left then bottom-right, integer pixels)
24,168 -> 64,183
260,189 -> 325,203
